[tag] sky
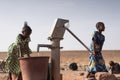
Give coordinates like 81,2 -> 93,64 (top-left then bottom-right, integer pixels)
0,0 -> 120,51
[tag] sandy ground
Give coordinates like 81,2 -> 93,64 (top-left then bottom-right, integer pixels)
0,50 -> 120,80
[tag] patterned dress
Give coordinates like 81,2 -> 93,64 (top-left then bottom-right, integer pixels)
5,34 -> 32,74
87,31 -> 108,73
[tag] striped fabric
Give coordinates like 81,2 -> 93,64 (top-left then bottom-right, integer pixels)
87,31 -> 108,73
5,34 -> 32,74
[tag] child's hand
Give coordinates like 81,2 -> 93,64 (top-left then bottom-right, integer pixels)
92,53 -> 97,58
91,51 -> 96,58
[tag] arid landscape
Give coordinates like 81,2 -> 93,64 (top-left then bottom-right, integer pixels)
0,50 -> 120,80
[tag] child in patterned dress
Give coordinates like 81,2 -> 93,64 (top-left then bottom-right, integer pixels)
109,61 -> 120,74
5,22 -> 32,80
85,22 -> 108,80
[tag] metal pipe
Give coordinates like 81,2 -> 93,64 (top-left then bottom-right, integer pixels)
64,26 -> 92,53
37,44 -> 52,52
51,39 -> 61,80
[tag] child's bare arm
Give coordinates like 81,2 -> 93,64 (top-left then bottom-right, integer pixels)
25,43 -> 31,57
18,44 -> 24,57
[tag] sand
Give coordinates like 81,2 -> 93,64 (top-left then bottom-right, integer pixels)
0,50 -> 120,80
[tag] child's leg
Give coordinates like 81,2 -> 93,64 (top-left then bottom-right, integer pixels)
11,73 -> 18,80
85,72 -> 95,80
85,72 -> 90,80
9,72 -> 12,80
17,72 -> 22,80
85,72 -> 90,78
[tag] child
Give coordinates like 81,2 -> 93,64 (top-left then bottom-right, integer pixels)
109,61 -> 120,74
86,22 -> 108,80
5,22 -> 32,80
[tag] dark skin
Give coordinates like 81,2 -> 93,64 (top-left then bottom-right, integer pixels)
12,31 -> 31,80
10,22 -> 32,80
92,25 -> 105,57
86,23 -> 105,78
18,30 -> 31,57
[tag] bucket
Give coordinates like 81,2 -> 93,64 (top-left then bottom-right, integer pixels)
19,57 -> 49,80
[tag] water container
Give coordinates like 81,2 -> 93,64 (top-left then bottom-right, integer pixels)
19,57 -> 49,80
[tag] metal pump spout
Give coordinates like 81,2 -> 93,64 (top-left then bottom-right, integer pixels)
37,44 -> 52,52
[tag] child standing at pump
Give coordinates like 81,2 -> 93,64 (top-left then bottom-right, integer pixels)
5,22 -> 32,80
86,22 -> 108,80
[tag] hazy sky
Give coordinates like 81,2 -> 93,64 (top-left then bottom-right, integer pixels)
0,0 -> 120,51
